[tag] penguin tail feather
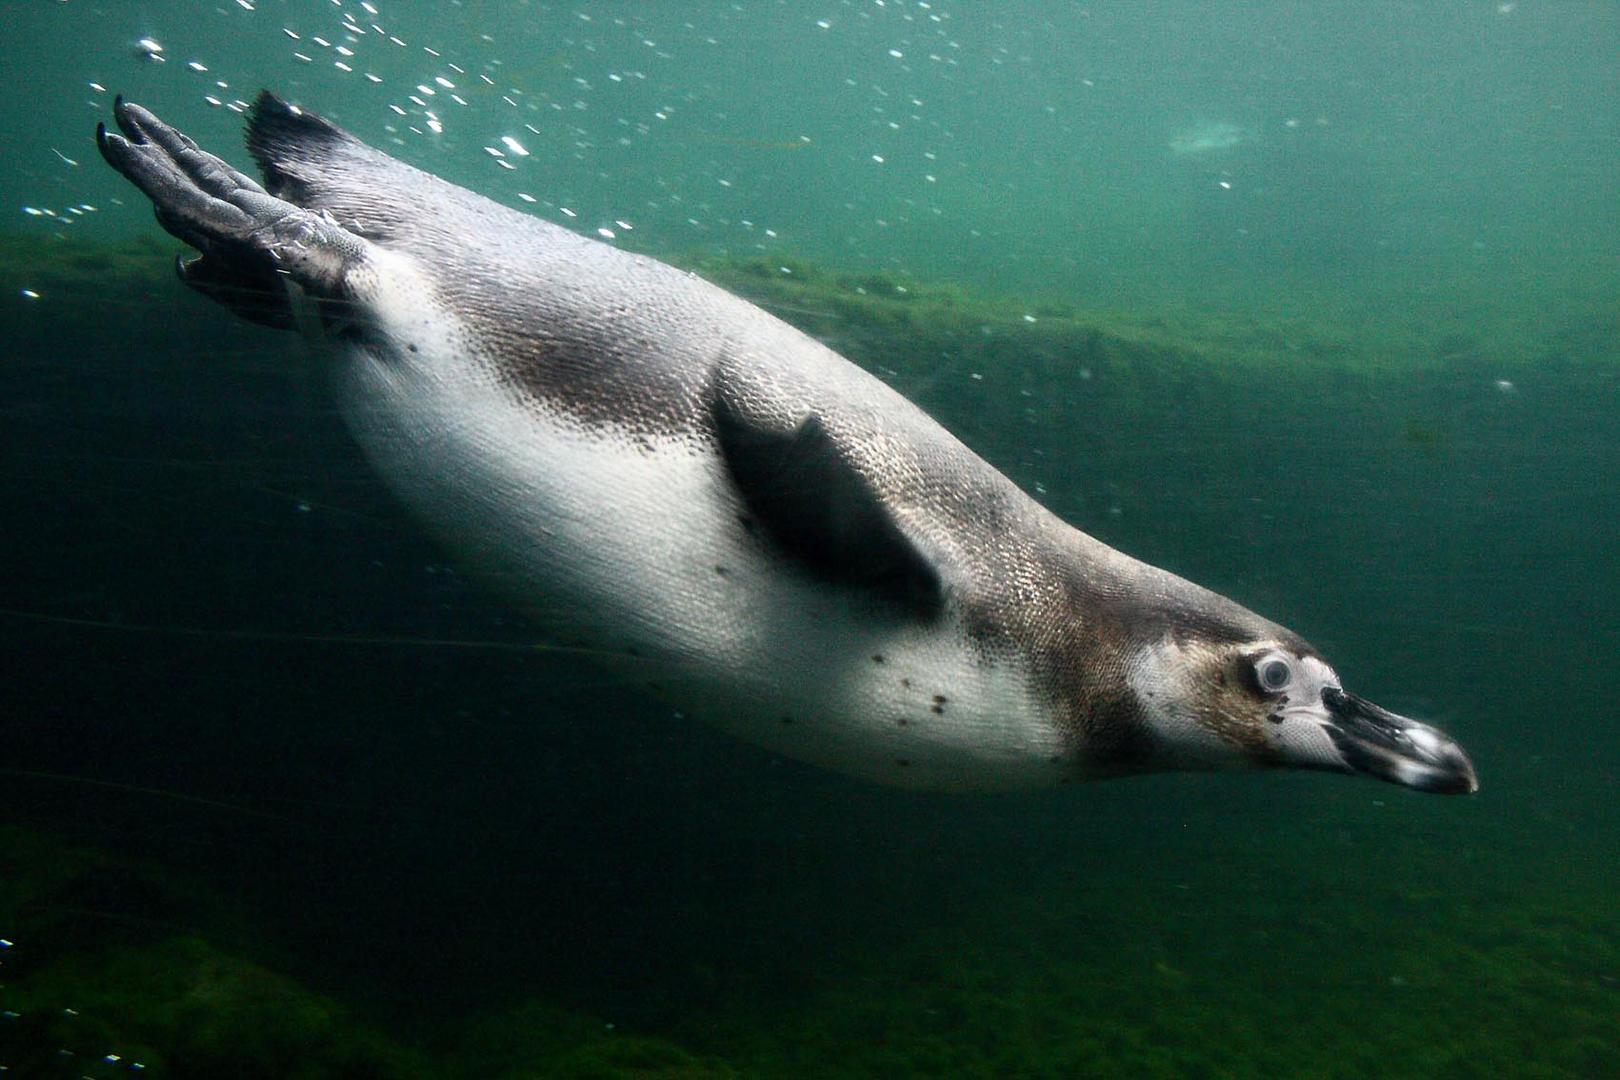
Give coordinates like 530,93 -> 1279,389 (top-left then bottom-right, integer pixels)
242,90 -> 443,245
245,90 -> 366,203
240,88 -> 546,253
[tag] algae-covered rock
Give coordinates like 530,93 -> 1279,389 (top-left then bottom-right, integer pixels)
0,827 -> 734,1078
458,1001 -> 737,1079
3,935 -> 434,1079
0,825 -> 102,920
5,231 -> 1603,387
0,827 -> 429,1077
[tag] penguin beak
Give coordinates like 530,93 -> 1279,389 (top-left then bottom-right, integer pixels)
1319,686 -> 1478,794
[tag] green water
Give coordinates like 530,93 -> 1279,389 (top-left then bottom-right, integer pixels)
2,3 -> 1616,1077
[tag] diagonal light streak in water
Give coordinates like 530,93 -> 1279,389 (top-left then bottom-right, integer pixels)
0,607 -> 633,660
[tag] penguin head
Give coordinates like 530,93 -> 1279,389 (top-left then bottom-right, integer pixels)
1125,634 -> 1478,793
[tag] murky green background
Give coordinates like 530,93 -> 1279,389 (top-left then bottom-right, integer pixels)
2,3 -> 1616,1076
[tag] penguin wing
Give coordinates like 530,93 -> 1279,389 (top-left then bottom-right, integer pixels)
711,385 -> 945,619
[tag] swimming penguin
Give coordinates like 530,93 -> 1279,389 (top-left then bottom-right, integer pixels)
96,94 -> 1476,795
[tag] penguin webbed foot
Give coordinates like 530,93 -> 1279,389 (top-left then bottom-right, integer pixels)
97,96 -> 363,321
175,252 -> 297,331
98,97 -> 274,252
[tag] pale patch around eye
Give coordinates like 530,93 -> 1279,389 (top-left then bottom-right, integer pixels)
1252,649 -> 1295,693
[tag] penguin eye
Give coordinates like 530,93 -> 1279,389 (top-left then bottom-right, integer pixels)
1255,654 -> 1294,694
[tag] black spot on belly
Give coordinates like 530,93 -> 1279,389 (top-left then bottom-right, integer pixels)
871,654 -> 885,664
896,758 -> 912,768
407,343 -> 419,353
1267,712 -> 1285,725
896,717 -> 909,727
930,694 -> 948,716
930,704 -> 944,715
900,678 -> 912,689
714,565 -> 729,576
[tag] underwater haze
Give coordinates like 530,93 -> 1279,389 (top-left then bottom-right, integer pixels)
2,2 -> 1617,1077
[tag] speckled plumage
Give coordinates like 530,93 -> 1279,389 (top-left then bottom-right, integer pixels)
95,93 -> 1477,796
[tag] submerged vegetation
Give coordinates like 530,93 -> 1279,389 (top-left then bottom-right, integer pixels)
0,830 -> 727,1078
2,817 -> 1615,1078
4,232 -> 1614,382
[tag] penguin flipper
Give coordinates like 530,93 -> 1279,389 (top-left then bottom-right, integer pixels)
97,96 -> 367,323
713,397 -> 944,618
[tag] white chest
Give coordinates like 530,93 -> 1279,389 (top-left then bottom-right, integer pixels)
327,253 -> 1067,790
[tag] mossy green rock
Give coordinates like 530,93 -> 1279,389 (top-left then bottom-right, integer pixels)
458,1002 -> 736,1079
5,935 -> 432,1079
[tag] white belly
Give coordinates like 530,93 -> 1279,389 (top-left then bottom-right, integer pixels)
329,253 -> 1067,790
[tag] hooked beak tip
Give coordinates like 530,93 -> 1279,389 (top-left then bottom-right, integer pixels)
1409,746 -> 1479,795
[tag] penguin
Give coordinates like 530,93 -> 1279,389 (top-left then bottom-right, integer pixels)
95,94 -> 1477,795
